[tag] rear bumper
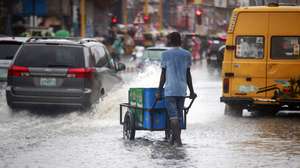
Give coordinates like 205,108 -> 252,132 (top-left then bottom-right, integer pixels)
220,96 -> 253,105
6,87 -> 93,107
221,96 -> 300,108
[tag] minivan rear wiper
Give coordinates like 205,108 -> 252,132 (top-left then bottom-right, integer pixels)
5,55 -> 14,59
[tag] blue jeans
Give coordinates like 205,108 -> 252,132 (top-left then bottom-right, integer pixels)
165,96 -> 185,121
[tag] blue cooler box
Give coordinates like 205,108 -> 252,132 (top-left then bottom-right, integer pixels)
143,88 -> 166,129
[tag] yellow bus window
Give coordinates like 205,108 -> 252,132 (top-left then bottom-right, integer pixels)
271,36 -> 300,59
236,36 -> 264,59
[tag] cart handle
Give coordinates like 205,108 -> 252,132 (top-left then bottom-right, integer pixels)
183,96 -> 196,111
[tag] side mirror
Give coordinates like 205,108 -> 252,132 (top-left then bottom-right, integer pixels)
116,63 -> 126,71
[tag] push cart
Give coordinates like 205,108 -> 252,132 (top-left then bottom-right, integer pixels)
120,88 -> 196,140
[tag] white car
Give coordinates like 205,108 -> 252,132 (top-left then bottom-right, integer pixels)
135,46 -> 171,69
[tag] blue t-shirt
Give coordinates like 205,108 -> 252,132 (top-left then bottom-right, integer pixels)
161,47 -> 192,96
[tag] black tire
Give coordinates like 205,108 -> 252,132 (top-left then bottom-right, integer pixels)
251,106 -> 279,117
6,93 -> 17,110
224,104 -> 243,117
81,100 -> 94,112
123,111 -> 135,140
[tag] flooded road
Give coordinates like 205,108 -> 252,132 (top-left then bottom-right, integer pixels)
0,61 -> 300,168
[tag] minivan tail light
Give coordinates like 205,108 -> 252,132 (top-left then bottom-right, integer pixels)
8,65 -> 30,77
67,68 -> 95,78
223,78 -> 229,93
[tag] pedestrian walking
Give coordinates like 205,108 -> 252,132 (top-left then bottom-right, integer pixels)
192,36 -> 201,60
112,36 -> 125,61
156,32 -> 197,146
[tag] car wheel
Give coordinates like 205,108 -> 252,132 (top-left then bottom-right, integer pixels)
6,93 -> 17,110
251,106 -> 279,117
82,101 -> 93,111
224,104 -> 243,117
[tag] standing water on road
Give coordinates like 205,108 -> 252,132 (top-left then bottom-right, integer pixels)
0,61 -> 300,168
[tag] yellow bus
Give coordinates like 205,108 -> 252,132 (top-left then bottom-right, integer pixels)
221,3 -> 300,116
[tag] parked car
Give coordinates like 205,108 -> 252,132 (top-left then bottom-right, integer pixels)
206,36 -> 226,66
135,46 -> 170,69
216,45 -> 225,68
6,38 -> 125,109
0,37 -> 28,81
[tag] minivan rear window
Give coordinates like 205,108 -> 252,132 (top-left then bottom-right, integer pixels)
271,36 -> 300,59
0,42 -> 22,60
15,45 -> 84,67
236,36 -> 264,59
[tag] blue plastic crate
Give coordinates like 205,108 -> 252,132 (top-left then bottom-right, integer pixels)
143,111 -> 167,129
142,88 -> 166,129
143,88 -> 165,109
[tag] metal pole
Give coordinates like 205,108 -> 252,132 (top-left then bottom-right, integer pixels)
80,0 -> 86,37
185,0 -> 189,31
123,0 -> 128,25
144,0 -> 149,32
32,0 -> 36,27
158,0 -> 163,31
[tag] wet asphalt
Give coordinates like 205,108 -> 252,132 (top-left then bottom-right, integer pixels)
0,60 -> 300,168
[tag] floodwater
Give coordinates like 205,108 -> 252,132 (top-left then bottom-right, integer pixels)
0,61 -> 300,168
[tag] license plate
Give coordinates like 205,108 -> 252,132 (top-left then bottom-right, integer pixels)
40,78 -> 56,87
0,69 -> 7,80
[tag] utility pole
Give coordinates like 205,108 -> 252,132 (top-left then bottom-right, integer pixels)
185,0 -> 189,31
80,0 -> 86,37
158,0 -> 163,31
30,0 -> 37,28
123,0 -> 128,25
144,0 -> 149,32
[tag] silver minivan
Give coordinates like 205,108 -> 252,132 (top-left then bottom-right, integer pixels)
6,38 -> 125,109
0,37 -> 28,81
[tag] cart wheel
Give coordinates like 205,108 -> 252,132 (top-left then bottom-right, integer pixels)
123,111 -> 135,140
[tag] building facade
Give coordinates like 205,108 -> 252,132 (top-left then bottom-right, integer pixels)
0,0 -> 117,37
1,0 -> 300,37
